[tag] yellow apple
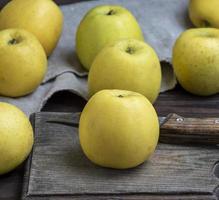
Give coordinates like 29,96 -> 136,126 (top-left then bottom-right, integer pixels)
79,89 -> 159,169
189,0 -> 219,28
76,5 -> 144,70
0,29 -> 47,97
0,102 -> 33,175
0,0 -> 63,56
88,38 -> 161,103
173,28 -> 219,96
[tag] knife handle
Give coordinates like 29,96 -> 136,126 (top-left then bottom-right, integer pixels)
160,113 -> 219,145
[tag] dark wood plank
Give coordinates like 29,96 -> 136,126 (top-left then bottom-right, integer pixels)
2,87 -> 219,200
155,85 -> 219,118
0,0 -> 218,196
21,194 -> 217,200
0,166 -> 24,200
43,86 -> 219,119
0,93 -> 86,200
22,112 -> 219,200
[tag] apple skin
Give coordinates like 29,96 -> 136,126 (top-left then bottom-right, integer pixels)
79,89 -> 159,169
76,5 -> 144,70
0,0 -> 63,56
0,102 -> 33,175
173,28 -> 219,96
0,29 -> 47,97
189,0 -> 219,28
88,38 -> 161,103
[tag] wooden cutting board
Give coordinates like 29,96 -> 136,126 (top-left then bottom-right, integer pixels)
22,112 -> 219,200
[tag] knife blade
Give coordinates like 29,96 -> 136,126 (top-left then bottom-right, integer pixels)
46,112 -> 219,145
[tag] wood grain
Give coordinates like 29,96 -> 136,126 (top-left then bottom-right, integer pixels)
2,86 -> 219,200
41,112 -> 219,145
0,92 -> 86,200
21,194 -> 217,200
155,85 -> 219,118
0,165 -> 24,200
22,112 -> 219,200
160,113 -> 219,144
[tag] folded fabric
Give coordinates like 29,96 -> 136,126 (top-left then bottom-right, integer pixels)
0,0 -> 190,116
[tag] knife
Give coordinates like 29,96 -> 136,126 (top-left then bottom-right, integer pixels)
46,112 -> 219,145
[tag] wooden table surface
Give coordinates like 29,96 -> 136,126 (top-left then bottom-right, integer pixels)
0,1 -> 219,199
0,2 -> 88,200
1,88 -> 219,200
0,92 -> 87,200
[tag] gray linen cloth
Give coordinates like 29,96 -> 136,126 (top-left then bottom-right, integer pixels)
0,0 -> 191,116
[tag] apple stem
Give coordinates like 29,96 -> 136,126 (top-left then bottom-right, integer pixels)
107,9 -> 115,15
118,95 -> 124,98
202,20 -> 211,27
8,38 -> 18,45
126,47 -> 134,54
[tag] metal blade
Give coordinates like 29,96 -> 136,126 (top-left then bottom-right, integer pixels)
158,116 -> 167,126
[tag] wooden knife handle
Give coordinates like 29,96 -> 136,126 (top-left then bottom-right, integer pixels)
160,113 -> 219,145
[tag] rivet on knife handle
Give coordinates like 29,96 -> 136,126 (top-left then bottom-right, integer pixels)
160,113 -> 219,145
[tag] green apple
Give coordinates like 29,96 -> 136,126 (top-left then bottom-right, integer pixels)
88,38 -> 161,103
0,29 -> 47,97
0,0 -> 63,56
173,28 -> 219,96
76,5 -> 144,70
0,102 -> 34,175
189,0 -> 219,28
79,89 -> 159,169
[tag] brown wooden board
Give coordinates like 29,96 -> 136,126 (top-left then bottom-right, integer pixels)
22,112 -> 219,200
155,85 -> 219,118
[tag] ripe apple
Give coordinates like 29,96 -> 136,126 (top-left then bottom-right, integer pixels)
0,102 -> 33,175
189,0 -> 219,28
0,29 -> 47,97
173,28 -> 219,96
88,38 -> 161,103
0,0 -> 63,56
76,5 -> 144,70
79,89 -> 159,169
